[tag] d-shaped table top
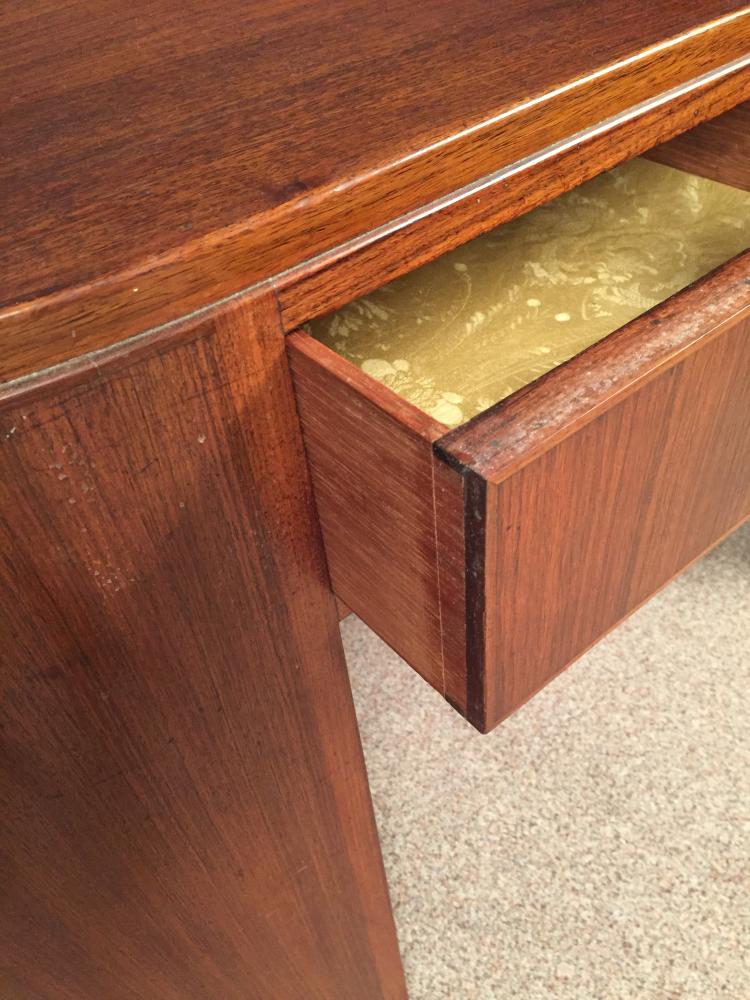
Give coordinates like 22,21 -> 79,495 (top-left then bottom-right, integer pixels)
1,1 -> 749,382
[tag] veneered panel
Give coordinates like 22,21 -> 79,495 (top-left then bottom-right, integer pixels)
479,317 -> 750,728
0,293 -> 405,998
3,3 -> 750,373
288,332 -> 448,693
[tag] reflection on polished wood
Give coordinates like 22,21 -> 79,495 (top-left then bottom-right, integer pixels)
2,3 -> 749,375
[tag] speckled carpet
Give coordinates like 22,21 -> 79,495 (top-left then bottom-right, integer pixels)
344,521 -> 750,1000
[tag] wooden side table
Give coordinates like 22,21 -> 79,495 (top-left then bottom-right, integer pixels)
2,3 -> 748,996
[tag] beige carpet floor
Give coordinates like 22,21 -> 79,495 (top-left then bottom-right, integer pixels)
343,521 -> 750,1000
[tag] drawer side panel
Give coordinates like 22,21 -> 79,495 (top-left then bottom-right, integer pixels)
288,334 -> 447,694
645,100 -> 750,190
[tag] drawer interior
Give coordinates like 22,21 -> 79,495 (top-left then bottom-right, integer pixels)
290,116 -> 750,733
309,158 -> 750,429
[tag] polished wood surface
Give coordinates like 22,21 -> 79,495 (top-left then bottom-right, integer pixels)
290,332 -> 475,712
277,64 -> 750,334
290,331 -> 470,712
440,252 -> 750,731
3,2 -> 750,378
476,320 -> 750,729
5,6 -> 750,990
289,333 -> 447,696
292,252 -> 750,733
645,100 -> 750,189
0,294 -> 405,998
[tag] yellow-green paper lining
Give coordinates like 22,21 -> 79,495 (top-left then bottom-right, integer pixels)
309,159 -> 750,428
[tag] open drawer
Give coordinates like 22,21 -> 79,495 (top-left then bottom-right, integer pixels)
288,152 -> 750,733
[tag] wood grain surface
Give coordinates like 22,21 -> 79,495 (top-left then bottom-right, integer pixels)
645,100 -> 750,189
439,252 -> 750,731
0,293 -> 405,998
277,62 -> 750,333
2,2 -> 750,378
288,332 -> 448,695
293,254 -> 750,734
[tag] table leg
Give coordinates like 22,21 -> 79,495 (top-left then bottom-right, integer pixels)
0,291 -> 406,999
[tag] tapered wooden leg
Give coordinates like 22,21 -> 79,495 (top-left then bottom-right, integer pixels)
0,291 -> 406,999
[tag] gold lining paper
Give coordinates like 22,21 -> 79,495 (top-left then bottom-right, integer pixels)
309,159 -> 750,428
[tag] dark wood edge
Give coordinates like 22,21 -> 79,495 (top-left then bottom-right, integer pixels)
436,250 -> 750,483
2,17 -> 750,382
463,470 -> 488,733
286,330 -> 448,443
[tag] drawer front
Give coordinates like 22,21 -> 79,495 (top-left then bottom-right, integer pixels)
438,256 -> 750,730
290,252 -> 750,733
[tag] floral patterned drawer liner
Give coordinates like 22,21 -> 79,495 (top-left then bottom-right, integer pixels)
308,159 -> 750,428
